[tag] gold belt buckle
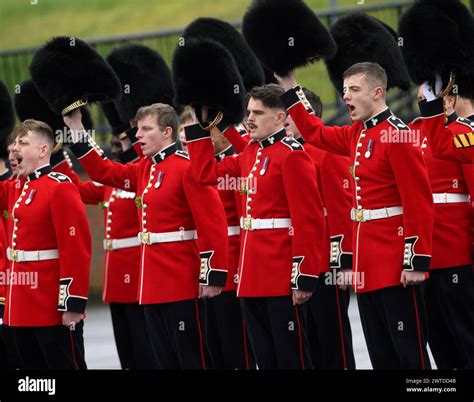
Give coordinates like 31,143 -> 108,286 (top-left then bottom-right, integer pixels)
355,209 -> 365,223
242,217 -> 253,231
10,249 -> 18,262
105,239 -> 113,251
139,232 -> 151,245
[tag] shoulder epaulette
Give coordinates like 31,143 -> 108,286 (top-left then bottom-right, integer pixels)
281,137 -> 304,151
175,150 -> 190,159
456,117 -> 474,130
388,116 -> 409,130
48,172 -> 71,183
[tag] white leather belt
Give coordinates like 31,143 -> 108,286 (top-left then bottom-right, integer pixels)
351,206 -> 403,223
228,226 -> 240,236
240,217 -> 292,231
138,230 -> 197,245
103,236 -> 140,251
432,193 -> 469,204
7,247 -> 59,263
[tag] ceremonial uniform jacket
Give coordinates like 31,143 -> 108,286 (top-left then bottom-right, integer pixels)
215,146 -> 241,292
282,87 -> 434,293
53,152 -> 141,304
419,99 -> 474,164
410,114 -> 473,269
70,135 -> 228,305
0,169 -> 13,309
0,165 -> 91,326
298,139 -> 353,273
186,123 -> 325,298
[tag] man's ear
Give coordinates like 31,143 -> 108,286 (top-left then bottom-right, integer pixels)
276,110 -> 287,125
164,126 -> 173,139
40,143 -> 50,158
374,86 -> 384,101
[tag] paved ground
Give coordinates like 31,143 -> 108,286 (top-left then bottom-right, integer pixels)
83,294 -> 436,369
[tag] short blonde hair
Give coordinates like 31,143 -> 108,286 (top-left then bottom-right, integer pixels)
12,119 -> 54,148
135,103 -> 179,141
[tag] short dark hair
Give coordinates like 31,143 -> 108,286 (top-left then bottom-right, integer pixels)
135,103 -> 179,142
302,87 -> 323,118
343,62 -> 387,91
12,119 -> 54,149
247,83 -> 286,111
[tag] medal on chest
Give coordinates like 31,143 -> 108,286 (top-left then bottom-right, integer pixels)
260,157 -> 270,175
365,139 -> 374,159
25,189 -> 37,205
154,171 -> 164,188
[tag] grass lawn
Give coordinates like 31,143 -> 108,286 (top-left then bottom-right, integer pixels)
0,0 -> 389,50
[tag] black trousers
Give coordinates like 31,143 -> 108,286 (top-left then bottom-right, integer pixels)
109,302 -> 157,369
206,291 -> 256,369
143,299 -> 212,369
1,305 -> 20,369
357,284 -> 431,369
308,274 -> 356,369
240,296 -> 312,369
425,265 -> 474,369
10,321 -> 87,369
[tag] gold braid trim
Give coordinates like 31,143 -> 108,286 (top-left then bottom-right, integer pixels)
61,99 -> 88,116
199,111 -> 223,131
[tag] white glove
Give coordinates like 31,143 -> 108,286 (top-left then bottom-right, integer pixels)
434,73 -> 443,95
421,73 -> 443,102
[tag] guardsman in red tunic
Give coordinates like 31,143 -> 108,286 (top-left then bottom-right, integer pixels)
186,84 -> 325,369
202,131 -> 255,369
414,85 -> 474,369
55,133 -> 156,369
65,103 -> 228,369
419,98 -> 474,164
0,119 -> 91,369
280,63 -> 434,369
285,87 -> 355,369
0,144 -> 20,369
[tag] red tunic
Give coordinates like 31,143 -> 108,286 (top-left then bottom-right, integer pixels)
419,99 -> 474,164
186,123 -> 325,297
215,146 -> 241,292
410,115 -> 473,269
54,154 -> 142,304
299,139 -> 353,272
0,165 -> 91,326
70,137 -> 228,305
282,86 -> 434,293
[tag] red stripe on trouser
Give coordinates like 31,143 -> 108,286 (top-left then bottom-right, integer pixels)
194,300 -> 207,370
412,287 -> 425,369
242,318 -> 250,369
69,331 -> 79,370
294,306 -> 305,369
334,285 -> 348,369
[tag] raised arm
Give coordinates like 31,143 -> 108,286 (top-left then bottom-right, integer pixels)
185,123 -> 241,186
419,93 -> 473,164
64,109 -> 139,192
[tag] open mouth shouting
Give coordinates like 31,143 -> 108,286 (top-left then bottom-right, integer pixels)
15,154 -> 23,169
347,103 -> 356,118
